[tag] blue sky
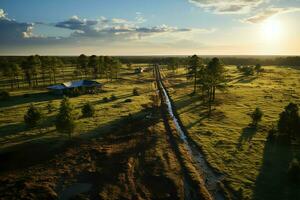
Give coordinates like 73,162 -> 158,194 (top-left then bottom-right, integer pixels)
0,0 -> 300,55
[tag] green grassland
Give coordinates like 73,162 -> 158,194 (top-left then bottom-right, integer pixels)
162,66 -> 300,200
0,65 -> 154,151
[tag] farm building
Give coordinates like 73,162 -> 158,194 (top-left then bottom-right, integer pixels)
47,80 -> 102,95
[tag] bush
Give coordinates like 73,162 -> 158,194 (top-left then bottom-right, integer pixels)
102,97 -> 109,103
0,90 -> 10,101
124,99 -> 132,103
24,104 -> 42,128
82,102 -> 95,117
278,103 -> 299,138
238,66 -> 255,76
255,64 -> 262,73
47,101 -> 55,113
110,94 -> 117,101
288,158 -> 300,183
133,88 -> 140,96
251,107 -> 263,126
56,97 -> 76,137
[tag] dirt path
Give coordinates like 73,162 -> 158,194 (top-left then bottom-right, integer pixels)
154,65 -> 226,200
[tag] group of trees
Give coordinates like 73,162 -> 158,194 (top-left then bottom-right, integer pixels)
187,55 -> 227,113
75,54 -> 122,81
24,97 -> 96,137
0,55 -> 64,89
237,64 -> 262,76
0,55 -> 122,89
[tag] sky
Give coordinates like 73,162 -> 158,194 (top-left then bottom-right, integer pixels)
0,0 -> 300,55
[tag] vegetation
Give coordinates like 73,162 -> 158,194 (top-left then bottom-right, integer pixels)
288,158 -> 300,183
0,90 -> 10,101
164,65 -> 300,199
24,104 -> 42,128
251,107 -> 263,127
133,88 -> 140,96
82,102 -> 95,117
278,103 -> 299,139
55,97 -> 76,137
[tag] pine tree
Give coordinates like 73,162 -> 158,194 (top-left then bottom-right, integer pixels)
56,97 -> 76,137
24,104 -> 42,128
82,102 -> 95,117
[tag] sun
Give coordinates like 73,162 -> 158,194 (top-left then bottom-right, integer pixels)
261,19 -> 282,41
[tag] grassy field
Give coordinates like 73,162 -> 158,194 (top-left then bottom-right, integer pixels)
0,65 -> 154,151
162,66 -> 300,200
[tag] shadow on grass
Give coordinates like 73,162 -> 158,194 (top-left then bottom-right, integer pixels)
253,139 -> 300,200
0,105 -> 158,174
237,126 -> 257,149
236,75 -> 257,84
0,91 -> 62,108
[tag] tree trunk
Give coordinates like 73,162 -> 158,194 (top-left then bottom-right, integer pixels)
212,86 -> 216,101
193,72 -> 197,93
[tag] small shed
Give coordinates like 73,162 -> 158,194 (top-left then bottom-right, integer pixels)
47,80 -> 102,95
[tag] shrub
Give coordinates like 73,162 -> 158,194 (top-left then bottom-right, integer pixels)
251,107 -> 263,127
133,88 -> 140,96
56,97 -> 76,137
82,102 -> 95,117
24,104 -> 42,128
47,101 -> 55,113
124,99 -> 132,103
278,103 -> 299,138
0,90 -> 10,101
102,97 -> 109,103
255,64 -> 262,73
288,158 -> 300,183
110,94 -> 117,101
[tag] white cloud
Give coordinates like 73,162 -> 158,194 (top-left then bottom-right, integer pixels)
188,0 -> 266,14
0,9 -> 6,18
243,7 -> 300,23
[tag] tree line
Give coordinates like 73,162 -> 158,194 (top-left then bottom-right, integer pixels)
0,54 -> 122,89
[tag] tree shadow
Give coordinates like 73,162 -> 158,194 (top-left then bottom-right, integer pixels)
0,91 -> 62,108
253,139 -> 300,200
0,105 -> 158,174
236,76 -> 257,84
237,126 -> 257,149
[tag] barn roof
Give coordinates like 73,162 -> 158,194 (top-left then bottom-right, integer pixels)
47,80 -> 102,90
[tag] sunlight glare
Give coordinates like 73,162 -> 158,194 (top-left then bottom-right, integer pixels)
261,19 -> 282,41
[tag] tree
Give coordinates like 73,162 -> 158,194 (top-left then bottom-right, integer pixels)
251,107 -> 263,127
24,104 -> 42,128
12,64 -> 22,88
88,55 -> 99,78
41,56 -> 51,85
82,102 -> 95,117
188,55 -> 202,94
255,64 -> 262,74
77,54 -> 88,77
56,97 -> 76,137
278,103 -> 299,138
206,57 -> 226,102
288,158 -> 300,183
22,55 -> 41,87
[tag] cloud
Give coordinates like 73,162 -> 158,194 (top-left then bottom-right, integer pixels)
0,10 -> 35,42
243,7 -> 300,24
0,9 -> 214,52
55,15 -> 196,41
0,9 -> 6,18
188,0 -> 266,14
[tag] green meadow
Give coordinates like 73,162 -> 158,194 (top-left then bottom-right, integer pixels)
162,66 -> 300,200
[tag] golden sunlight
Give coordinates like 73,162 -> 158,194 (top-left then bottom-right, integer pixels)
261,19 -> 283,41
